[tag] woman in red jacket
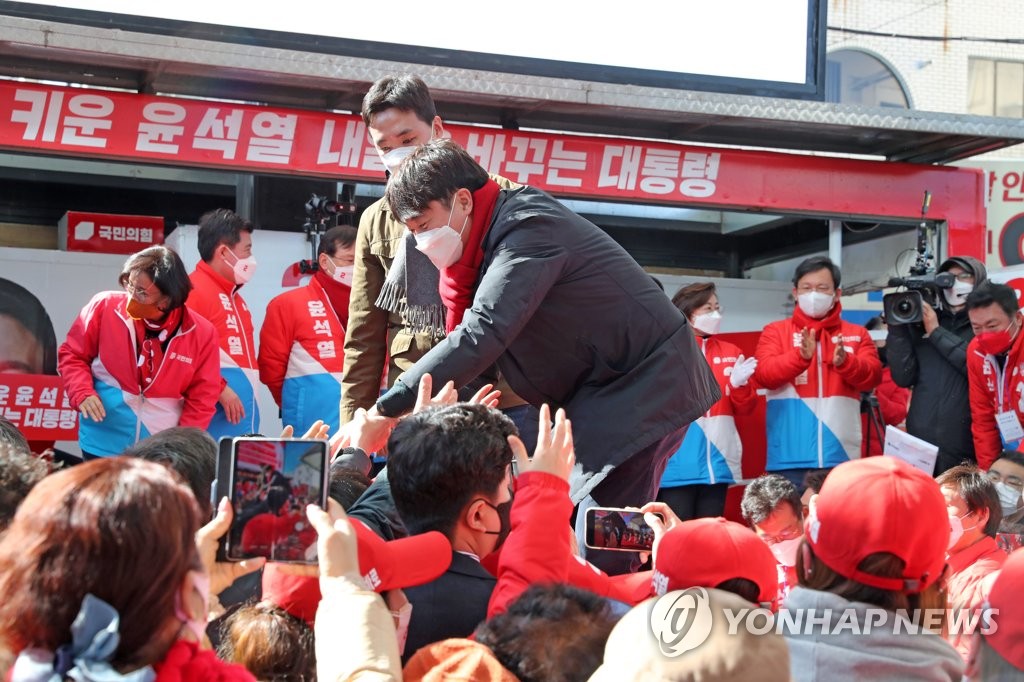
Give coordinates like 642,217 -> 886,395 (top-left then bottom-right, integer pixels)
0,457 -> 256,681
58,246 -> 221,458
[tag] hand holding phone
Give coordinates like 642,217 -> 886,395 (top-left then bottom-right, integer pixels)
217,437 -> 329,564
584,507 -> 659,552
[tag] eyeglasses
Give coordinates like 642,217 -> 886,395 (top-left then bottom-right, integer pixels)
949,272 -> 974,282
124,279 -> 161,303
796,285 -> 834,295
757,523 -> 803,545
987,470 -> 1024,491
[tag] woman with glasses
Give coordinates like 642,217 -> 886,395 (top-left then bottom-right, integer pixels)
57,246 -> 220,459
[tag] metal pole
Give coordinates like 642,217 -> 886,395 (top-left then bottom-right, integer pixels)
828,219 -> 842,267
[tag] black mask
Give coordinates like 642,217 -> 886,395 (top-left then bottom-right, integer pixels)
479,491 -> 513,550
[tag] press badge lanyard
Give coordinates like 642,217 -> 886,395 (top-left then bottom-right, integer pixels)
990,355 -> 1024,443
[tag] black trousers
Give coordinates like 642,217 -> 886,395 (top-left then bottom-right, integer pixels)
656,483 -> 729,521
581,425 -> 688,575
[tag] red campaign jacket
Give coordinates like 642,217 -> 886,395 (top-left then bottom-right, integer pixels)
754,303 -> 882,469
967,328 -> 1024,470
187,260 -> 257,371
258,275 -> 347,432
946,535 -> 1006,659
57,291 -> 220,455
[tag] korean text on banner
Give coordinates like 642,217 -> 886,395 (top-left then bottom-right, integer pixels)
0,373 -> 78,441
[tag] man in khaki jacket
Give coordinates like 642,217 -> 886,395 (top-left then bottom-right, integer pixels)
341,75 -> 535,445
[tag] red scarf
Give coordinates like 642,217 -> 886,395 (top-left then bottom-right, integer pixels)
132,306 -> 184,388
315,269 -> 351,329
439,180 -> 502,333
792,299 -> 844,334
154,640 -> 255,682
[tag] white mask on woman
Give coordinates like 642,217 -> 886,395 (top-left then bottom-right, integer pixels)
691,311 -> 722,336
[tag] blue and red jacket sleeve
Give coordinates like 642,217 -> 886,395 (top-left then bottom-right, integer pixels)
258,296 -> 292,406
834,329 -> 883,392
179,317 -> 221,429
754,321 -> 810,390
57,292 -> 107,409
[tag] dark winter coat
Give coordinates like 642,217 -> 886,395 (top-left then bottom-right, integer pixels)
886,256 -> 987,472
376,186 -> 720,500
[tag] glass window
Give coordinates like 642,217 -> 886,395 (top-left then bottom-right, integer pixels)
968,58 -> 996,115
825,49 -> 910,109
996,61 -> 1024,118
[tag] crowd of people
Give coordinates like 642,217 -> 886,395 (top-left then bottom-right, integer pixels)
1,73 -> 1024,681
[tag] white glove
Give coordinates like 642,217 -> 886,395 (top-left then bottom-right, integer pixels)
730,355 -> 757,388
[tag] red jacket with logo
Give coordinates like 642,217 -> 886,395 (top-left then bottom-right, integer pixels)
187,260 -> 260,437
57,291 -> 220,456
967,328 -> 1024,470
258,274 -> 347,433
754,303 -> 882,470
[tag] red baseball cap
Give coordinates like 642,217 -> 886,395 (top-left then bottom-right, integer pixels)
984,548 -> 1024,670
262,519 -> 452,625
652,517 -> 779,605
807,456 -> 947,593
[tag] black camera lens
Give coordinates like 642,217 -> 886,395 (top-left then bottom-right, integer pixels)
896,299 -> 913,316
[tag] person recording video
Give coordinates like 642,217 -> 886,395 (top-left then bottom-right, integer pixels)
886,256 -> 986,475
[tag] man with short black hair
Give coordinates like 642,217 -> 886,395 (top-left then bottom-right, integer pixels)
740,473 -> 805,599
341,75 -> 538,448
363,139 -> 719,575
259,225 -> 355,433
475,583 -> 616,682
966,281 -> 1024,470
124,425 -> 217,519
187,209 -> 260,438
754,256 -> 881,487
386,403 -> 517,658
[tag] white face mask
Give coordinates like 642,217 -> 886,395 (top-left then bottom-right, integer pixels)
225,249 -> 257,285
948,512 -> 978,551
330,263 -> 354,286
413,201 -> 468,270
943,280 -> 973,307
379,146 -> 417,174
797,291 -> 834,319
769,536 -> 802,567
994,481 -> 1023,516
691,311 -> 722,336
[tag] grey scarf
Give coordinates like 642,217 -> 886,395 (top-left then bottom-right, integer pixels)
375,232 -> 447,337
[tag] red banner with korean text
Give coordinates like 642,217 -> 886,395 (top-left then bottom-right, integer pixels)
0,80 -> 985,258
58,211 -> 164,254
0,373 -> 78,440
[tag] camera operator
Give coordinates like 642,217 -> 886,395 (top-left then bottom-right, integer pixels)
886,256 -> 986,475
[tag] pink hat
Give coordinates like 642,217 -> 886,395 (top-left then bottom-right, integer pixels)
807,457 -> 947,593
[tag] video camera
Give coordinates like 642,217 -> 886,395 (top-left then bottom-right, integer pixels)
298,187 -> 358,274
882,191 -> 953,325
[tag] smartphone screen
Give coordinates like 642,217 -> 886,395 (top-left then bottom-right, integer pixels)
225,438 -> 328,564
584,507 -> 655,552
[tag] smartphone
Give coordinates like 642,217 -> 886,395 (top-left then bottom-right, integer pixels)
220,437 -> 329,564
584,507 -> 655,552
